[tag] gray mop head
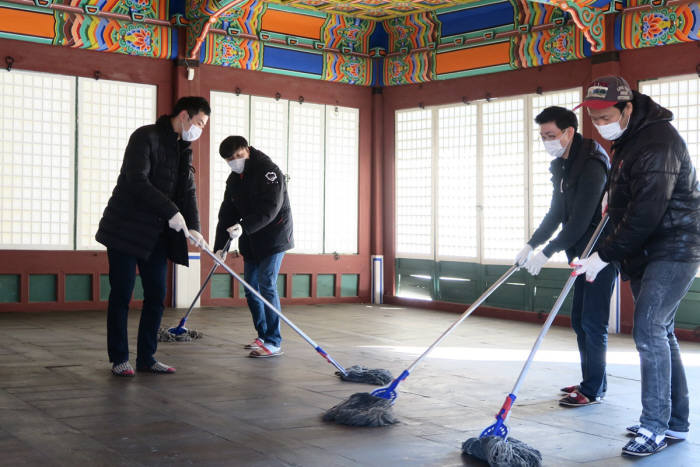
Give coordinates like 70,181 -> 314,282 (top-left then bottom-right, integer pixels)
462,435 -> 542,467
336,366 -> 394,385
323,392 -> 398,427
157,327 -> 203,342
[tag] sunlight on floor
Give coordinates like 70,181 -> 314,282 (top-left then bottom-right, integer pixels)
358,345 -> 700,367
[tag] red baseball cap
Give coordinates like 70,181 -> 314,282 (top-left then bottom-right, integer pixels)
574,76 -> 633,110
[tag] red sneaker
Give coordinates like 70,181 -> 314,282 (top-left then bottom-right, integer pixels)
244,338 -> 264,350
559,389 -> 600,407
560,384 -> 579,394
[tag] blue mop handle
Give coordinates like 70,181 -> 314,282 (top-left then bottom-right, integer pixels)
315,346 -> 348,376
185,231 -> 349,375
178,237 -> 232,325
506,215 -> 609,420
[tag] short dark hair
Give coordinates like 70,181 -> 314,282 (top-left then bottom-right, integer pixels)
613,101 -> 628,113
535,106 -> 578,132
219,136 -> 249,159
172,96 -> 211,118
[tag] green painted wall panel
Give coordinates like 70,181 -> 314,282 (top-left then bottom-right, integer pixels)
0,274 -> 20,303
29,274 -> 56,303
277,274 -> 286,298
65,274 -> 92,302
341,274 -> 359,297
317,274 -> 335,297
214,273 -> 234,298
292,274 -> 312,298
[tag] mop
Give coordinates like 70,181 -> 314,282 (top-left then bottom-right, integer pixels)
158,238 -> 232,342
324,265 -> 520,427
463,215 -> 609,467
184,231 -> 392,385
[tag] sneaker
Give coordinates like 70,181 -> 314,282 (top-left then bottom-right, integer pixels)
112,361 -> 135,377
559,389 -> 600,407
622,427 -> 667,456
560,384 -> 579,394
626,424 -> 688,441
137,361 -> 176,374
249,343 -> 283,358
244,338 -> 264,350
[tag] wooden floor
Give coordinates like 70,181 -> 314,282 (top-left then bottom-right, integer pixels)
0,303 -> 698,466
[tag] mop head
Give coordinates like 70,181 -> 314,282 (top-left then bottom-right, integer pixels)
157,327 -> 203,342
336,366 -> 394,385
462,435 -> 542,467
323,392 -> 398,427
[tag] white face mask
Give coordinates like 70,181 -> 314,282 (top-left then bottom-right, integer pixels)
181,117 -> 202,142
228,158 -> 246,174
594,111 -> 627,141
543,138 -> 566,158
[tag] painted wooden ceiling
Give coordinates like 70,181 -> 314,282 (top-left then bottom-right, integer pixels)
264,0 -> 488,20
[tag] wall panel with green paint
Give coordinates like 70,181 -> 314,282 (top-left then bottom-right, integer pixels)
29,274 -> 56,302
292,274 -> 312,298
317,274 -> 335,297
214,273 -> 234,298
99,274 -> 144,301
65,274 -> 92,302
341,274 -> 359,297
0,274 -> 20,303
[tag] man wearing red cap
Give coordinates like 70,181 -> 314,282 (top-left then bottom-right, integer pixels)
573,76 -> 700,457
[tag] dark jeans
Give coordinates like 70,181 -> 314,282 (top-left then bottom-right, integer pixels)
570,263 -> 618,399
243,252 -> 285,347
107,237 -> 168,368
630,260 -> 699,436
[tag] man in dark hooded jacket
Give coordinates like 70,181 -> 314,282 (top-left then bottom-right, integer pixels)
573,76 -> 700,457
96,96 -> 210,376
214,136 -> 293,358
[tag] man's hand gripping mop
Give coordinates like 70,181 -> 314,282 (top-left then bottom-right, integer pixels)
183,230 -> 393,385
323,264 -> 522,427
462,214 -> 609,467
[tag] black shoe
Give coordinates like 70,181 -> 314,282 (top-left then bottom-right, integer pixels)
626,424 -> 687,441
622,428 -> 667,457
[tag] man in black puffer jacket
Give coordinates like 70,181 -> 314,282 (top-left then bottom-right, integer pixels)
96,96 -> 210,376
573,76 -> 700,457
516,106 -> 616,408
214,136 -> 293,358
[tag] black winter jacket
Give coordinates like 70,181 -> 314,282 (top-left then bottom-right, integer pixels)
213,147 -> 294,262
528,133 -> 611,262
95,115 -> 200,265
597,91 -> 700,278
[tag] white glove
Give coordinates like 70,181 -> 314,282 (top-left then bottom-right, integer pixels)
601,192 -> 608,215
515,244 -> 533,266
215,249 -> 227,261
525,251 -> 549,276
571,252 -> 608,282
168,212 -> 188,233
227,223 -> 243,240
187,229 -> 208,249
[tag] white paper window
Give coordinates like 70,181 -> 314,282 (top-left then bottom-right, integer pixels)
530,89 -> 582,264
437,104 -> 478,259
481,98 -> 526,261
250,96 -> 288,173
76,78 -> 156,249
395,109 -> 433,257
209,91 -> 250,246
288,101 -> 324,254
640,75 -> 699,170
0,69 -> 75,249
324,105 -> 359,254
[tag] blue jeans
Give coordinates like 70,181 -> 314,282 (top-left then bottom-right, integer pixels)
107,237 -> 168,368
630,260 -> 699,436
244,252 -> 285,347
570,263 -> 617,399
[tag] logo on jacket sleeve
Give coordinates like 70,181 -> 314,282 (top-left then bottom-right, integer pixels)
265,171 -> 278,183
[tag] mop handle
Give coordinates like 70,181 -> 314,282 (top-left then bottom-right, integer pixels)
406,264 -> 520,374
185,232 -> 349,376
180,238 -> 232,323
505,214 -> 609,416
